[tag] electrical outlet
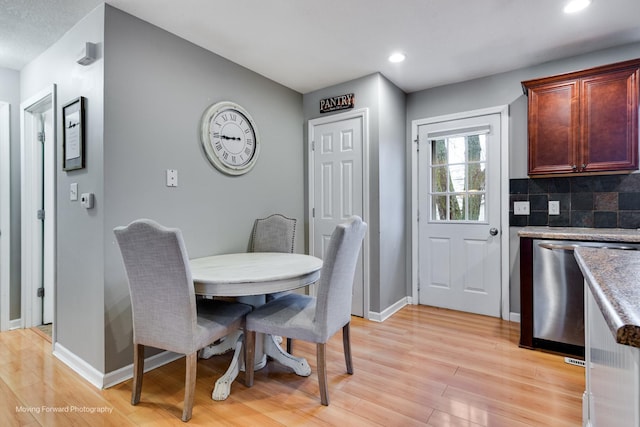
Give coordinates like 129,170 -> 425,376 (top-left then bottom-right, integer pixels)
549,200 -> 560,215
514,201 -> 530,215
166,169 -> 178,187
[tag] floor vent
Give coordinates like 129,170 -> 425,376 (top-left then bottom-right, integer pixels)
565,357 -> 585,367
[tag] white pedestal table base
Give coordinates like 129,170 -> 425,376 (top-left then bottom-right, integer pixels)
205,333 -> 310,401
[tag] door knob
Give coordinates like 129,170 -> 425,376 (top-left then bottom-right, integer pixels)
489,227 -> 499,236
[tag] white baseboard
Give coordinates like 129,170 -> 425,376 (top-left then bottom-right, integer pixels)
54,341 -> 182,389
368,297 -> 409,322
9,318 -> 21,330
367,301 -> 521,324
53,342 -> 105,389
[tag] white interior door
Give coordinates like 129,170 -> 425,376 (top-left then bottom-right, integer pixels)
21,86 -> 56,328
417,112 -> 502,317
0,101 -> 10,331
41,110 -> 54,324
309,110 -> 367,317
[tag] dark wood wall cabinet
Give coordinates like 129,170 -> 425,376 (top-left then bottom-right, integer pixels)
522,58 -> 640,176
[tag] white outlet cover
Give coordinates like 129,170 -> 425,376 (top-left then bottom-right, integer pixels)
549,200 -> 560,215
166,169 -> 178,187
514,201 -> 530,215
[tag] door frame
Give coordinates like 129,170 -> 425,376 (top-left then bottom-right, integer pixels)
0,101 -> 10,331
21,85 -> 57,329
307,108 -> 370,319
411,105 -> 510,320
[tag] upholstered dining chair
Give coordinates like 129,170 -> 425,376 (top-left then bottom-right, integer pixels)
114,219 -> 252,422
250,213 -> 296,254
250,213 -> 297,352
244,215 -> 367,406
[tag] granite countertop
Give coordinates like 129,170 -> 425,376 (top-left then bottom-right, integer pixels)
575,247 -> 640,348
518,226 -> 640,243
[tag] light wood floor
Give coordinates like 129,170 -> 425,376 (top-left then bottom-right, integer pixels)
1,305 -> 584,426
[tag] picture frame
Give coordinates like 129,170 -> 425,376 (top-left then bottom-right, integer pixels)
62,96 -> 85,171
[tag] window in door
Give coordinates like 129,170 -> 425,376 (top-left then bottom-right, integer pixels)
429,129 -> 488,222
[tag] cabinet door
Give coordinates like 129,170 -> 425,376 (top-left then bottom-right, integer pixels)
527,81 -> 580,175
581,67 -> 639,172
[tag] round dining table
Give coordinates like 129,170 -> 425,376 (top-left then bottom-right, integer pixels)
189,252 -> 323,400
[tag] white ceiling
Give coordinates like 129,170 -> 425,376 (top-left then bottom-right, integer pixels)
3,0 -> 640,93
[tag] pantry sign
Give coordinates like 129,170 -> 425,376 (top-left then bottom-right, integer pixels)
319,93 -> 355,113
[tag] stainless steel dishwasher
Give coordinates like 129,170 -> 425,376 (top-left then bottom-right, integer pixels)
532,239 -> 640,358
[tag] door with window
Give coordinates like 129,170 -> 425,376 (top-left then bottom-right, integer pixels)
418,113 -> 501,317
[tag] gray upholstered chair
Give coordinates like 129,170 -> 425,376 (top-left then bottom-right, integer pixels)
250,213 -> 296,254
250,213 -> 297,352
244,216 -> 367,405
114,219 -> 252,422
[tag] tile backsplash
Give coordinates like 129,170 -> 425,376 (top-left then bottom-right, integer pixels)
509,174 -> 640,228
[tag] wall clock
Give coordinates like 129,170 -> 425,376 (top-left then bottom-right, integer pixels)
200,101 -> 260,176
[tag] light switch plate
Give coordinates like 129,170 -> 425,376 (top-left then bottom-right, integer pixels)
70,183 -> 78,201
549,200 -> 560,215
514,201 -> 530,215
166,169 -> 178,187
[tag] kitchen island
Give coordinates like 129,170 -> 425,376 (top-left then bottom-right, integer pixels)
575,247 -> 640,427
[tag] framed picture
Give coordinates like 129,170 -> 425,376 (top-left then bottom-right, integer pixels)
62,96 -> 85,171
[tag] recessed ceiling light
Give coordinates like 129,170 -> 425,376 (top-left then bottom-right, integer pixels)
388,52 -> 406,63
564,0 -> 592,13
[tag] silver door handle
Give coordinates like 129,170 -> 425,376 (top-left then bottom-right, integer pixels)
489,228 -> 499,236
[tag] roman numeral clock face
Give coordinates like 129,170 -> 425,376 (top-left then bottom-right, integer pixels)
200,101 -> 260,175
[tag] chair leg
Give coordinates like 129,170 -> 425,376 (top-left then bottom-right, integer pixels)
245,330 -> 256,387
343,323 -> 353,375
182,352 -> 197,422
131,344 -> 144,405
286,337 -> 293,354
317,343 -> 329,406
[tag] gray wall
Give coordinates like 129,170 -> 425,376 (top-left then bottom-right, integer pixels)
20,5 -> 106,368
15,3 -> 305,375
302,73 -> 407,314
0,66 -> 21,320
102,6 -> 304,372
378,77 -> 408,309
407,41 -> 640,314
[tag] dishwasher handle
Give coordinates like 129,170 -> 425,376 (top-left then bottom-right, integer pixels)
538,243 -> 578,252
538,242 -> 638,252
